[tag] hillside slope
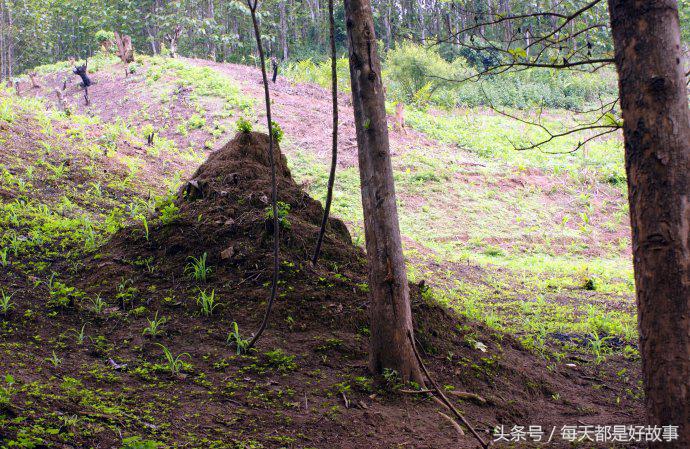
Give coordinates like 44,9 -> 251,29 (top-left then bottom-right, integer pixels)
0,56 -> 642,448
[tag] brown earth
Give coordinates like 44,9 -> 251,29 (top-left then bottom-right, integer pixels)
0,124 -> 644,448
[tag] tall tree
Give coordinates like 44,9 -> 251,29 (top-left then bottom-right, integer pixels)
343,0 -> 423,382
608,0 -> 690,445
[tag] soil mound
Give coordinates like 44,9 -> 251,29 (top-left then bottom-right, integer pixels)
174,131 -> 354,267
84,131 -> 369,331
70,132 -> 641,448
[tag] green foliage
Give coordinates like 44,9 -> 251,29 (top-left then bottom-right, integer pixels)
284,58 -> 351,93
265,201 -> 291,229
227,321 -> 250,354
271,120 -> 284,143
47,351 -> 62,366
385,42 -> 458,106
146,57 -> 253,110
48,280 -> 76,309
196,289 -> 218,317
120,436 -> 162,449
143,312 -> 167,337
139,215 -> 150,241
89,294 -> 106,314
0,374 -> 15,406
236,117 -> 253,133
383,42 -> 617,109
0,247 -> 8,267
185,252 -> 211,282
187,113 -> 206,130
95,29 -> 115,45
0,289 -> 14,315
264,349 -> 297,373
157,344 -> 190,376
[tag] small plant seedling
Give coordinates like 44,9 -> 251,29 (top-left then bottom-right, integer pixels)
265,201 -> 291,229
196,289 -> 218,316
589,332 -> 613,364
48,281 -> 75,309
143,312 -> 167,337
90,294 -> 106,314
159,202 -> 180,225
0,289 -> 14,315
0,247 -> 8,267
140,215 -> 150,241
227,321 -> 249,354
0,374 -> 15,406
74,324 -> 87,345
157,344 -> 190,376
185,252 -> 211,282
47,351 -> 62,367
121,436 -> 162,449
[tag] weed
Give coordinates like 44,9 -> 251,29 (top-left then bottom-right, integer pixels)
271,120 -> 284,143
48,281 -> 76,309
159,202 -> 180,225
185,252 -> 211,282
188,113 -> 206,130
90,294 -> 107,314
264,349 -> 297,373
116,279 -> 138,309
0,289 -> 14,315
227,321 -> 249,354
157,344 -> 190,376
265,201 -> 291,229
47,351 -> 62,367
73,324 -> 87,345
236,117 -> 253,133
0,374 -> 15,406
382,368 -> 401,388
140,215 -> 150,241
0,247 -> 8,266
196,289 -> 218,316
143,312 -> 167,337
589,332 -> 613,364
120,436 -> 162,449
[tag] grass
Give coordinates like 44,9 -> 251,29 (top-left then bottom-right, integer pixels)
281,95 -> 634,356
185,252 -> 211,282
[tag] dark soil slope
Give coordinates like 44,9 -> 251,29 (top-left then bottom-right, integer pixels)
1,131 -> 642,449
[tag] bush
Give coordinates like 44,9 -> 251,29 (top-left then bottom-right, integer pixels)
283,58 -> 351,93
236,117 -> 252,133
271,120 -> 284,143
384,42 -> 462,105
95,30 -> 115,45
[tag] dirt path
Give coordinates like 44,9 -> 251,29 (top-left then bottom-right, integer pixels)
192,58 -> 460,168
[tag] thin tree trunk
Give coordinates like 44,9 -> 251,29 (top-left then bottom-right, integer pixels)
245,0 -> 279,350
608,1 -> 690,446
279,0 -> 288,59
6,0 -> 11,80
312,0 -> 338,265
343,0 -> 423,383
0,0 -> 6,81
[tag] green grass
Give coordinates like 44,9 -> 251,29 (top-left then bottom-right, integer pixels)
283,98 -> 634,355
404,106 -> 626,185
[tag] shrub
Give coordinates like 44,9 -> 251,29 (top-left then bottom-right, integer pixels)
384,42 -> 460,105
271,120 -> 284,143
236,117 -> 253,133
95,30 -> 115,46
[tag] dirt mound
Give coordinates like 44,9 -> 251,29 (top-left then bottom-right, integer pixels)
174,131 -> 354,267
58,132 -> 642,448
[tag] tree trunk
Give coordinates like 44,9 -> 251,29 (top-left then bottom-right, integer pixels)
608,1 -> 690,446
279,0 -> 288,60
343,0 -> 423,383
